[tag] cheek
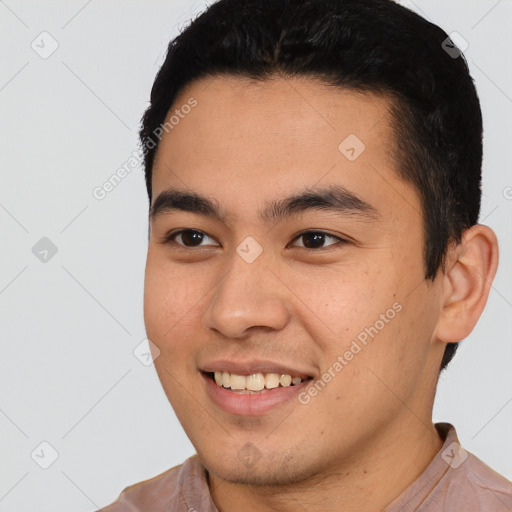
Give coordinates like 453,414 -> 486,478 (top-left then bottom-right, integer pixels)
143,253 -> 200,345
287,264 -> 386,346
287,264 -> 423,394
143,252 -> 223,387
144,262 -> 200,395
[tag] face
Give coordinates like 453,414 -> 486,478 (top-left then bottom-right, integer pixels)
144,75 -> 445,485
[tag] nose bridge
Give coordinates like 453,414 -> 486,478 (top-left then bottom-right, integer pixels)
201,247 -> 290,339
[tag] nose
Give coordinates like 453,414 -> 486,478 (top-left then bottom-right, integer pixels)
201,252 -> 291,339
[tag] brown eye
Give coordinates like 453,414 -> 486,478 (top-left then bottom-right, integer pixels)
163,229 -> 219,247
291,231 -> 345,250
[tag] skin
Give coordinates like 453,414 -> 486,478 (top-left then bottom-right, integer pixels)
143,75 -> 499,512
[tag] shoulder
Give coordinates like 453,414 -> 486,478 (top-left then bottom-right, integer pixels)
433,424 -> 512,511
449,450 -> 512,509
97,455 -> 202,512
386,423 -> 512,512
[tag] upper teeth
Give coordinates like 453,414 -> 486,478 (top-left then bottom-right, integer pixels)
214,371 -> 304,391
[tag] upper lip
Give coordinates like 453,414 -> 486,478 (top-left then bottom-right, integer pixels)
200,359 -> 314,379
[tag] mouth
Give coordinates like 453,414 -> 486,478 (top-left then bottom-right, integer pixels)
200,369 -> 315,416
199,360 -> 316,415
204,371 -> 313,393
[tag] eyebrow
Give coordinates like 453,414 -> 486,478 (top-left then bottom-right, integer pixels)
149,184 -> 379,225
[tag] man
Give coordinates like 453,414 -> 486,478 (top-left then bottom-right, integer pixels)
98,0 -> 511,510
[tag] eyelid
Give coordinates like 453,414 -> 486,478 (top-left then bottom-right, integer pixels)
288,231 -> 346,249
160,228 -> 349,250
161,229 -> 220,247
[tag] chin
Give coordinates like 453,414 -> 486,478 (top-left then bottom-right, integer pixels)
204,460 -> 304,486
196,444 -> 319,487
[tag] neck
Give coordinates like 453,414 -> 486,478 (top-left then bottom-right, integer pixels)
207,416 -> 444,512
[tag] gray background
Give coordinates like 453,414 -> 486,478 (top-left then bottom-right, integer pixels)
0,1 -> 510,510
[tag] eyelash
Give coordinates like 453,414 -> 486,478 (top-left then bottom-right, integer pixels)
160,229 -> 347,251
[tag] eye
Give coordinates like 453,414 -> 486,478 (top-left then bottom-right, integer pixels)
161,229 -> 220,248
289,231 -> 346,250
160,229 -> 346,251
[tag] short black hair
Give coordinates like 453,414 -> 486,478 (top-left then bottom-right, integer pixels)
140,0 -> 483,372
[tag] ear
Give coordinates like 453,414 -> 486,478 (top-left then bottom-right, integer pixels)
434,225 -> 499,343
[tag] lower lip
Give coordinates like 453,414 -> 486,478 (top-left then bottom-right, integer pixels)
201,372 -> 312,416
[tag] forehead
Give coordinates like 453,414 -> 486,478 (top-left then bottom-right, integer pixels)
151,75 -> 420,225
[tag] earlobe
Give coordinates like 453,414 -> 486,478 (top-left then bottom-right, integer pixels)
434,225 -> 499,343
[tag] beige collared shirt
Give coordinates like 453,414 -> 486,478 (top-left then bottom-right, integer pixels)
97,423 -> 512,511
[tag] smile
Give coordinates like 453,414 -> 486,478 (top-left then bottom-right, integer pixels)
211,371 -> 310,392
201,371 -> 314,415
